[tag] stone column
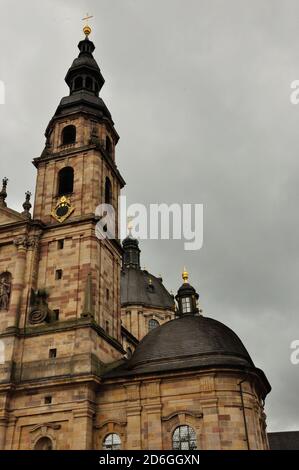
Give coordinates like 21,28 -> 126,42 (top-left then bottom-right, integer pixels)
7,236 -> 28,331
19,233 -> 42,329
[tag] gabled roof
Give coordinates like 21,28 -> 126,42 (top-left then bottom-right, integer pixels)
0,206 -> 28,226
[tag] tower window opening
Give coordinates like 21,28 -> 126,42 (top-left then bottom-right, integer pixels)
106,136 -> 112,158
74,76 -> 83,90
55,269 -> 63,280
53,309 -> 60,321
85,77 -> 93,90
49,348 -> 57,359
181,297 -> 192,314
104,177 -> 112,205
148,318 -> 159,332
61,125 -> 76,145
44,396 -> 52,405
58,167 -> 74,195
57,239 -> 64,250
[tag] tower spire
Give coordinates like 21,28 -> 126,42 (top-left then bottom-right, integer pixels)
64,22 -> 105,97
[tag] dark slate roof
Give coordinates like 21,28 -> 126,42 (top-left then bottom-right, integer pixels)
54,92 -> 112,121
121,267 -> 175,310
268,431 -> 299,450
128,314 -> 254,371
104,314 -> 271,397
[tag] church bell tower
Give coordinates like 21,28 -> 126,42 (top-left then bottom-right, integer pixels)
0,24 -> 126,450
32,25 -> 125,344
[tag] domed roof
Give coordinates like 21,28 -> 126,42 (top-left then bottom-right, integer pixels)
127,314 -> 254,373
121,268 -> 175,310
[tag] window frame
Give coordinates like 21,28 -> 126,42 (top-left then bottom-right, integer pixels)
172,425 -> 197,450
102,433 -> 121,450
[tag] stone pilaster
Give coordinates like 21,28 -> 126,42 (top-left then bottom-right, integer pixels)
72,406 -> 95,449
125,382 -> 142,449
7,236 -> 28,330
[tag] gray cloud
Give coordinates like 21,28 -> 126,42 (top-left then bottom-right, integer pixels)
0,0 -> 298,431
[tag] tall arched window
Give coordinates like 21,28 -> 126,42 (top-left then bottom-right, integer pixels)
148,318 -> 159,332
34,436 -> 53,450
58,167 -> 74,196
61,125 -> 76,145
104,177 -> 112,205
172,425 -> 197,450
103,433 -> 121,450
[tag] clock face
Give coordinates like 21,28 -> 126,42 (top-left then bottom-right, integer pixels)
56,204 -> 69,218
51,196 -> 74,223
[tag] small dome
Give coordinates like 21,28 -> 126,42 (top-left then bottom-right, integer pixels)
121,268 -> 174,310
128,314 -> 254,373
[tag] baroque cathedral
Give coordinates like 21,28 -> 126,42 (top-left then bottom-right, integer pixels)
0,25 -> 273,450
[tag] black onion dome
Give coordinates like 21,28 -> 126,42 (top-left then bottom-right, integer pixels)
128,315 -> 254,372
121,268 -> 175,310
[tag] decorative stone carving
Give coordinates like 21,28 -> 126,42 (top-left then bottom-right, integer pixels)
13,235 -> 28,249
27,235 -> 40,250
28,289 -> 52,325
0,272 -> 11,310
13,232 -> 42,251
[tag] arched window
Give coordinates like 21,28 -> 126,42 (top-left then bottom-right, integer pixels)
106,136 -> 112,157
74,77 -> 83,90
85,77 -> 93,90
34,436 -> 53,450
172,425 -> 197,450
104,177 -> 112,205
103,433 -> 121,450
61,125 -> 76,145
0,272 -> 11,311
58,167 -> 74,196
148,319 -> 159,332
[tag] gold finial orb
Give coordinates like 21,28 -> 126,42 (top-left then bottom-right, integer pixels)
82,13 -> 94,37
182,267 -> 189,283
83,24 -> 92,37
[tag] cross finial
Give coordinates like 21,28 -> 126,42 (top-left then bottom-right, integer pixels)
82,13 -> 94,37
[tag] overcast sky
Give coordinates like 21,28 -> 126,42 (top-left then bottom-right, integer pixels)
0,0 -> 299,432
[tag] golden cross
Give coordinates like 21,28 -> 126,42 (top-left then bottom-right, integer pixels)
82,13 -> 94,37
82,13 -> 94,24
